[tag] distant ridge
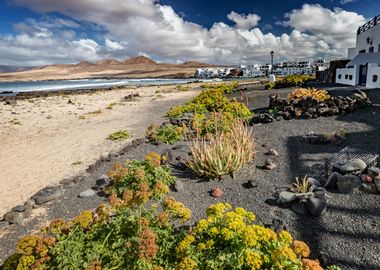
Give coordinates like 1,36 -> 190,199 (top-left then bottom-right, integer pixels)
123,56 -> 157,65
96,59 -> 122,65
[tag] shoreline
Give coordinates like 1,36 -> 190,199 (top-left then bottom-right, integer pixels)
0,83 -> 202,218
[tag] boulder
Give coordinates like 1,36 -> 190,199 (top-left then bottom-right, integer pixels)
340,159 -> 367,173
337,175 -> 362,194
307,177 -> 321,187
368,167 -> 380,177
291,201 -> 308,215
96,175 -> 110,188
278,191 -> 297,204
325,172 -> 340,188
359,183 -> 379,194
3,211 -> 23,224
307,198 -> 327,217
32,186 -> 64,205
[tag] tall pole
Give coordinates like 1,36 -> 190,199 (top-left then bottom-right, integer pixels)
270,50 -> 274,74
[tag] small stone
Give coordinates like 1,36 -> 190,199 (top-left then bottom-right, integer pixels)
96,175 -> 110,188
266,149 -> 279,156
67,99 -> 74,104
5,100 -> 17,105
307,177 -> 321,187
12,205 -> 27,213
211,187 -> 223,198
291,201 -> 308,215
0,221 -> 9,230
46,115 -> 53,119
172,181 -> 184,192
25,199 -> 37,209
247,180 -> 257,189
278,191 -> 297,204
3,211 -> 23,224
79,189 -> 96,198
171,145 -> 183,150
307,198 -> 327,216
340,158 -> 367,173
23,207 -> 33,218
263,159 -> 276,170
32,186 -> 64,205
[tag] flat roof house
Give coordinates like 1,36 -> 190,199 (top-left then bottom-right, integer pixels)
336,15 -> 380,88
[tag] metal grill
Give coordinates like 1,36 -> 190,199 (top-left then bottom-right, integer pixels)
326,147 -> 379,176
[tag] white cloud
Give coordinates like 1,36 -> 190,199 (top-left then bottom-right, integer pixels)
0,1 -> 368,66
227,11 -> 261,29
339,0 -> 356,4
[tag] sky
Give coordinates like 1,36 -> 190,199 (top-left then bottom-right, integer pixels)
0,0 -> 378,66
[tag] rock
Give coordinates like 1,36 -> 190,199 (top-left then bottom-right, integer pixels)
250,113 -> 274,124
373,179 -> 380,193
3,211 -> 23,224
32,186 -> 64,205
171,145 -> 184,150
281,111 -> 292,120
368,167 -> 380,177
12,205 -> 27,213
277,191 -> 297,204
266,149 -> 279,156
307,107 -> 317,115
0,221 -> 9,230
291,201 -> 308,215
23,207 -> 33,218
314,189 -> 327,199
325,172 -> 340,188
161,149 -> 173,164
67,99 -> 74,104
307,177 -> 321,187
337,175 -> 362,194
302,112 -> 312,119
46,115 -> 53,119
340,159 -> 367,173
172,181 -> 184,192
5,100 -> 17,105
359,183 -> 379,194
25,199 -> 37,209
317,107 -> 331,116
79,189 -> 96,198
96,175 -> 110,188
307,198 -> 327,217
263,159 -> 276,170
211,187 -> 223,198
246,180 -> 258,189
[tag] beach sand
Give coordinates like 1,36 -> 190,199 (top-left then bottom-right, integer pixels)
0,84 -> 201,217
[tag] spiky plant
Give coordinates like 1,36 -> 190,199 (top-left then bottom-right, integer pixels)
186,120 -> 255,180
290,175 -> 310,194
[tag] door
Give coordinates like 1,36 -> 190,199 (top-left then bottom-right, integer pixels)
359,64 -> 367,85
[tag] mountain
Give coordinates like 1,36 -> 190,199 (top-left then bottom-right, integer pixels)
123,56 -> 157,65
0,65 -> 35,73
96,59 -> 122,65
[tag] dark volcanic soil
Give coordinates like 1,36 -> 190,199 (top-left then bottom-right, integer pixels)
1,85 -> 380,269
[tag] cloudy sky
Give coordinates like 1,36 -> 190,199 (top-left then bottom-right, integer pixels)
0,0 -> 378,66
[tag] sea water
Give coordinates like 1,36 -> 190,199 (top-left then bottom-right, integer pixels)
0,78 -> 214,93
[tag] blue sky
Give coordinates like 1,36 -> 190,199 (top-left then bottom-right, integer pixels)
0,0 -> 377,66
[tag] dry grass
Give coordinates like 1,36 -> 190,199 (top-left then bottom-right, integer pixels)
290,176 -> 310,193
186,120 -> 255,180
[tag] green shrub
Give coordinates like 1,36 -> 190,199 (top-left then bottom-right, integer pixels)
187,120 -> 255,180
107,130 -> 131,141
267,75 -> 316,90
106,152 -> 176,198
146,124 -> 187,145
265,81 -> 276,90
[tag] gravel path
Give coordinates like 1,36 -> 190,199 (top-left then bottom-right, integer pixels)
1,85 -> 380,269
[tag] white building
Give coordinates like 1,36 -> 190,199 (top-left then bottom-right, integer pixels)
275,66 -> 315,75
195,67 -> 233,78
242,65 -> 265,77
336,15 -> 380,88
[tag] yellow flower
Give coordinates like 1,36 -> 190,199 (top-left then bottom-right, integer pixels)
272,246 -> 297,263
195,219 -> 208,233
177,257 -> 197,270
279,230 -> 293,245
205,239 -> 214,250
301,259 -> 323,270
197,243 -> 206,251
209,227 -> 218,236
221,228 -> 234,240
176,235 -> 195,255
16,255 -> 35,270
245,251 -> 262,270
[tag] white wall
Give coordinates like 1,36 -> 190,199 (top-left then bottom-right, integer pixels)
366,63 -> 380,88
354,22 -> 380,56
336,66 -> 358,86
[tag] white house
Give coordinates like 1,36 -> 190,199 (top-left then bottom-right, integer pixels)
242,65 -> 265,77
195,67 -> 233,78
336,15 -> 380,88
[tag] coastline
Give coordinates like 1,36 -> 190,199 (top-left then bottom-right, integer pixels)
0,83 -> 202,218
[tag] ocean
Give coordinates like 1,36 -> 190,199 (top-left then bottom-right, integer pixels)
0,78 -> 214,93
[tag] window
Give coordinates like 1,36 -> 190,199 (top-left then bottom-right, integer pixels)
378,44 -> 380,53
373,75 -> 378,82
345,74 -> 349,79
359,49 -> 366,54
369,46 -> 374,53
349,75 -> 353,80
338,74 -> 342,79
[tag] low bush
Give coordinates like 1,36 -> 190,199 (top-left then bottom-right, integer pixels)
106,152 -> 176,198
265,75 -> 316,90
187,120 -> 255,180
146,124 -> 187,145
200,82 -> 239,93
288,88 -> 330,102
107,130 -> 131,141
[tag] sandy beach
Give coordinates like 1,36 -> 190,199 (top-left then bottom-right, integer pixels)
0,84 -> 201,217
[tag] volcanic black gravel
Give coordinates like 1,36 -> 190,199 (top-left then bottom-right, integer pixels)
1,85 -> 380,269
